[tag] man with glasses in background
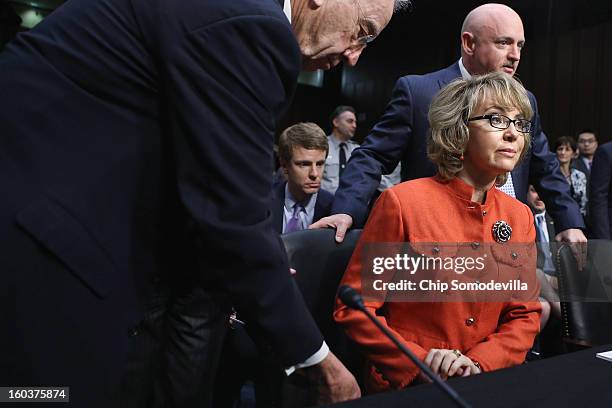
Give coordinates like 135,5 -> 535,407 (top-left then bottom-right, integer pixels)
574,129 -> 599,179
313,3 -> 587,250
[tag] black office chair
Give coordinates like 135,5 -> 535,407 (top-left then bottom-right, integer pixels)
280,228 -> 363,407
556,240 -> 612,348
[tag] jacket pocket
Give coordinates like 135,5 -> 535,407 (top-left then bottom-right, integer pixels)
15,197 -> 114,299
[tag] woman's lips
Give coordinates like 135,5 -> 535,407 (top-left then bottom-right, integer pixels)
497,148 -> 517,158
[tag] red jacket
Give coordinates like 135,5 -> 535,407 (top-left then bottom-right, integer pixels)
334,176 -> 541,392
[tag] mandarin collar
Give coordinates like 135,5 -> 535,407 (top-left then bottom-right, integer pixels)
435,174 -> 497,206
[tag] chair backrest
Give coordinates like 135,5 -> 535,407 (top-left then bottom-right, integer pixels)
281,228 -> 362,373
556,241 -> 612,346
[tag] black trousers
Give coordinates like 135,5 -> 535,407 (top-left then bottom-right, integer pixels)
214,324 -> 284,408
119,285 -> 231,408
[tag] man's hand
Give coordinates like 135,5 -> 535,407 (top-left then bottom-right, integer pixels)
304,351 -> 360,404
309,214 -> 354,243
555,228 -> 588,271
555,228 -> 587,243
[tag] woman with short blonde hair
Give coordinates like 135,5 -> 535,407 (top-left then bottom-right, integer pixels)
335,72 -> 541,393
428,72 -> 533,186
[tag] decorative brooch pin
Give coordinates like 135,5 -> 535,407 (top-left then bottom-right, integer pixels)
492,220 -> 512,243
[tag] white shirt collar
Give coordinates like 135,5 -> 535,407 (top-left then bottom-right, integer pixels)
283,0 -> 291,23
328,133 -> 347,148
581,156 -> 591,168
284,182 -> 315,211
458,58 -> 472,80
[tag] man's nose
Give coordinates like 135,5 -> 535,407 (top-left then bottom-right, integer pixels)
343,48 -> 363,67
508,45 -> 521,61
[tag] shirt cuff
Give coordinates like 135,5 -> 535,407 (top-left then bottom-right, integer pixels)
284,341 -> 329,376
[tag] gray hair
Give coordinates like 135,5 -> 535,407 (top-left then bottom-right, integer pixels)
427,72 -> 533,186
394,0 -> 413,13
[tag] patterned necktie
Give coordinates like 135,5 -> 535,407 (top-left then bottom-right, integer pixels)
496,173 -> 516,198
339,142 -> 347,178
285,203 -> 304,233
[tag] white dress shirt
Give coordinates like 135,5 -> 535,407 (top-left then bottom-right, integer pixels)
282,184 -> 317,233
322,134 -> 358,193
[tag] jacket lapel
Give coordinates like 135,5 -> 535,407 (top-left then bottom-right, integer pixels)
436,62 -> 463,90
272,182 -> 285,234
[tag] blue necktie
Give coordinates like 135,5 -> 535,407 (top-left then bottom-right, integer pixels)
535,215 -> 555,275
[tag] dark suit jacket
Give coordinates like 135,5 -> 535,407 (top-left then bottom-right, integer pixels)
572,155 -> 592,179
589,142 -> 612,239
0,0 -> 322,404
271,182 -> 334,233
332,62 -> 585,233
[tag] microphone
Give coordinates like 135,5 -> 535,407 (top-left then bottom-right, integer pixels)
338,284 -> 364,310
338,285 -> 472,408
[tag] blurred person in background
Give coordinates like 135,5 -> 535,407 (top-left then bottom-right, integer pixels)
554,136 -> 588,219
322,105 -> 359,193
574,130 -> 598,178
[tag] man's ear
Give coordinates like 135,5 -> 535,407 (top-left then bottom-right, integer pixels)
308,0 -> 324,10
279,158 -> 289,172
461,32 -> 476,56
332,117 -> 339,129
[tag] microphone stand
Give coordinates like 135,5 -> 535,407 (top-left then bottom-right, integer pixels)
339,285 -> 472,408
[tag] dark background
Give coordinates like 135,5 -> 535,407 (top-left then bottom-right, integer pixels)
4,0 -> 612,143
283,0 -> 612,145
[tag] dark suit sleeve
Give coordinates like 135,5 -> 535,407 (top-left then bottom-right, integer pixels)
589,145 -> 612,239
313,189 -> 334,222
160,15 -> 323,365
527,93 -> 585,232
331,77 -> 414,226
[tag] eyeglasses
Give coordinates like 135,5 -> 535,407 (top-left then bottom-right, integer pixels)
347,0 -> 377,53
467,113 -> 532,134
578,139 -> 596,145
347,34 -> 375,53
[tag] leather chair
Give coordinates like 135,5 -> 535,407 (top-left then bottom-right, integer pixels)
280,228 -> 363,406
556,240 -> 612,347
215,228 -> 362,408
281,228 -> 362,372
